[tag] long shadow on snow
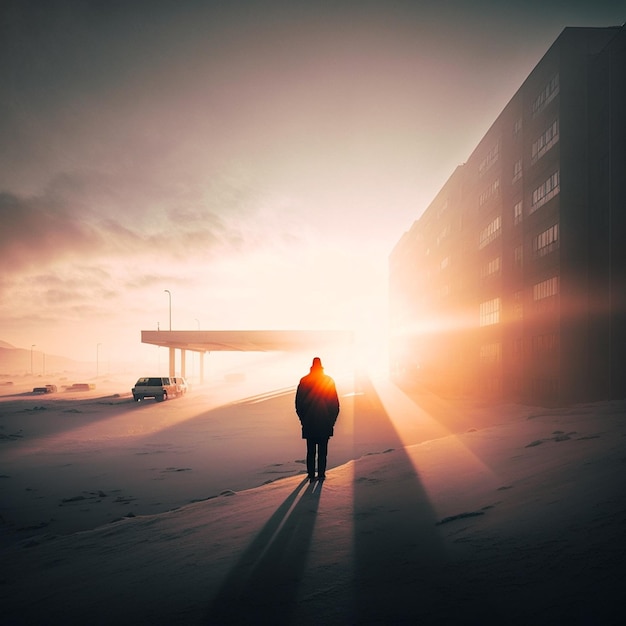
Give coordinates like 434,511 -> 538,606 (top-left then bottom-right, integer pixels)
351,372 -> 505,625
206,477 -> 321,625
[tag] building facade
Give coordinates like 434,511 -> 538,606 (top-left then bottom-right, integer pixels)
389,25 -> 626,405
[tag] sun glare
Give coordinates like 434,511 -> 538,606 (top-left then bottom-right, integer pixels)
367,377 -> 501,508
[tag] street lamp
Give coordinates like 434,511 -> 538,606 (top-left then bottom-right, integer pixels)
164,289 -> 172,331
195,318 -> 200,330
31,344 -> 36,376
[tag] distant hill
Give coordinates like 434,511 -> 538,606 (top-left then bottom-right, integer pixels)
0,343 -> 89,377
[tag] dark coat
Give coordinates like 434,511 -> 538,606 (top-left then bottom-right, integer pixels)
295,368 -> 340,441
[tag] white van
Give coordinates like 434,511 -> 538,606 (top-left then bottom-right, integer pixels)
132,377 -> 177,402
172,377 -> 189,396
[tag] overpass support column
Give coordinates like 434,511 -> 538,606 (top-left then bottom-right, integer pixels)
169,347 -> 175,378
200,351 -> 205,384
181,349 -> 186,378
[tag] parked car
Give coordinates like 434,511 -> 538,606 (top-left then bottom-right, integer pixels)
172,377 -> 188,396
66,383 -> 94,391
132,377 -> 177,402
32,384 -> 57,394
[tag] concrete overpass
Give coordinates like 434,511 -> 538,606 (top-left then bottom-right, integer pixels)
141,330 -> 354,381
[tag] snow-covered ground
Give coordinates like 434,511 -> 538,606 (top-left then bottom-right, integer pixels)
1,363 -> 625,625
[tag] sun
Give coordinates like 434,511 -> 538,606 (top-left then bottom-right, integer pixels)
349,308 -> 390,377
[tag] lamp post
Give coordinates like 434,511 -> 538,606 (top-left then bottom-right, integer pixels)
195,318 -> 200,330
97,343 -> 102,378
164,290 -> 172,331
31,344 -> 36,376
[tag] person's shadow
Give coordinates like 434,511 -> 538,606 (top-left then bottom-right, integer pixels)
206,477 -> 322,625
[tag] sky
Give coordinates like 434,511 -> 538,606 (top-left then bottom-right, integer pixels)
1,0 -> 625,366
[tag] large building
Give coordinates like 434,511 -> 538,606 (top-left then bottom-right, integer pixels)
389,25 -> 626,406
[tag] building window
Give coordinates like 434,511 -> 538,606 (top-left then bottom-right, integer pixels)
480,297 -> 501,326
440,256 -> 449,270
531,377 -> 559,399
481,256 -> 501,279
480,342 -> 502,363
478,215 -> 502,249
483,376 -> 502,395
532,73 -> 559,117
532,333 -> 559,355
514,245 -> 523,269
530,170 -> 560,214
531,118 -> 559,163
513,201 -> 523,225
513,117 -> 523,136
533,276 -> 559,301
512,159 -> 523,183
479,178 -> 500,207
437,225 -> 449,246
513,290 -> 524,319
479,141 -> 500,177
533,223 -> 559,257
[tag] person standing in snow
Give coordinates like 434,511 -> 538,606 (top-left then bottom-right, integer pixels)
295,357 -> 340,482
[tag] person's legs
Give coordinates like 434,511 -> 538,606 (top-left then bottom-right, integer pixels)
306,439 -> 316,479
317,438 -> 329,479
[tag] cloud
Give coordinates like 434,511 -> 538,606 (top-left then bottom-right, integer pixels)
0,158 -> 298,275
0,191 -> 101,270
0,157 -> 315,352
